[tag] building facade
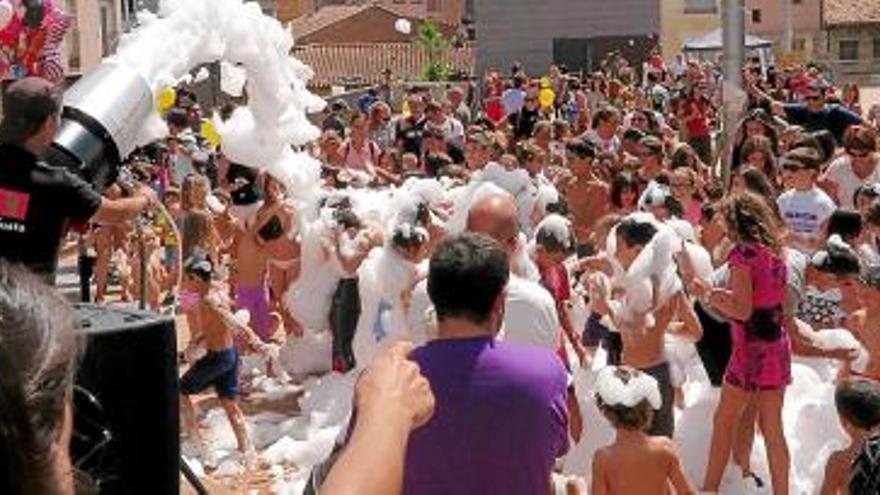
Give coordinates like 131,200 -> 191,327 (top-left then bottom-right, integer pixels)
62,0 -> 123,75
475,0 -> 659,76
817,0 -> 880,83
276,0 -> 312,23
746,0 -> 821,57
661,0 -> 821,63
660,0 -> 719,62
291,4 -> 460,44
308,0 -> 464,25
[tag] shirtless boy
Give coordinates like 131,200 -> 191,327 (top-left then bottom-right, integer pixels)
820,378 -> 880,495
180,254 -> 274,462
591,366 -> 695,495
557,138 -> 610,255
589,218 -> 703,438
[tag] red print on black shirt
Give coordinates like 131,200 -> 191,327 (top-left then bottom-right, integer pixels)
0,188 -> 30,221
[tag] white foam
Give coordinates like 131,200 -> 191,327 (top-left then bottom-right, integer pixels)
535,214 -> 573,251
594,366 -> 662,410
109,3 -> 856,492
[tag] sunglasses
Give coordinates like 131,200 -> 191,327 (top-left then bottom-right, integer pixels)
848,149 -> 871,158
805,94 -> 823,101
781,161 -> 805,172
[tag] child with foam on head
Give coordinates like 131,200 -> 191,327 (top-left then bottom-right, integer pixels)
591,366 -> 695,495
179,253 -> 276,466
353,209 -> 430,369
534,213 -> 588,365
820,378 -> 880,495
533,213 -> 587,443
799,234 -> 863,330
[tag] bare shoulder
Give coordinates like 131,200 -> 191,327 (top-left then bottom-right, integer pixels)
826,449 -> 848,467
823,448 -> 850,489
648,436 -> 680,459
647,436 -> 675,449
592,446 -> 611,467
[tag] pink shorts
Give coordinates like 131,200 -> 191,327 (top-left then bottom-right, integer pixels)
236,284 -> 272,343
725,323 -> 792,391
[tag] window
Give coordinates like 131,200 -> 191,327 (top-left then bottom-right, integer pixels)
793,0 -> 802,4
684,0 -> 717,14
751,8 -> 762,23
840,39 -> 859,61
793,37 -> 807,52
874,37 -> 880,59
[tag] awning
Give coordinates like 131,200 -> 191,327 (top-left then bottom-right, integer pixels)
683,28 -> 773,52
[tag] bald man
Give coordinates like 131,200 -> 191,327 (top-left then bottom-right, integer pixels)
408,190 -> 560,351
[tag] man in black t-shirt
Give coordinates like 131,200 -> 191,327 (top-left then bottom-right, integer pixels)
507,93 -> 541,141
0,77 -> 156,280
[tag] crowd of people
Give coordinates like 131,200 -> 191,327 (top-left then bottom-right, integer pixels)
8,46 -> 880,494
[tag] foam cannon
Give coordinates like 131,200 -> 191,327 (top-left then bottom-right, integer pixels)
42,62 -> 155,192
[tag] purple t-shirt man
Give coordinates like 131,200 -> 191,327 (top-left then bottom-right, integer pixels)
403,337 -> 569,495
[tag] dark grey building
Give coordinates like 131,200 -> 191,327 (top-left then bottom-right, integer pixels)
475,0 -> 660,76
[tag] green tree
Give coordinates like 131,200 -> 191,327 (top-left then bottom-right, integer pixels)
418,20 -> 449,81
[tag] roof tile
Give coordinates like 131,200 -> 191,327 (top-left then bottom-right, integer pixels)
293,42 -> 475,88
291,3 -> 445,41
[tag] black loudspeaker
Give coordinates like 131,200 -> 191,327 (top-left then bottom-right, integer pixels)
72,304 -> 179,494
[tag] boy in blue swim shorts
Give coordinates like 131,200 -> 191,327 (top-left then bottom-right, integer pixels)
180,254 -> 274,464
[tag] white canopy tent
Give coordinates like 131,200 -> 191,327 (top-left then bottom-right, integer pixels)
683,28 -> 772,52
683,28 -> 775,75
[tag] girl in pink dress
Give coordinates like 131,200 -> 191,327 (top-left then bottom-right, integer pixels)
691,192 -> 791,495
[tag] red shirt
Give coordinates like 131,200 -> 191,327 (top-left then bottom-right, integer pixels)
684,98 -> 711,138
485,86 -> 505,123
539,264 -> 572,367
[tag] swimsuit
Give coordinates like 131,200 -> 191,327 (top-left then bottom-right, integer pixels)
640,361 -> 675,438
235,284 -> 272,343
180,348 -> 240,399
